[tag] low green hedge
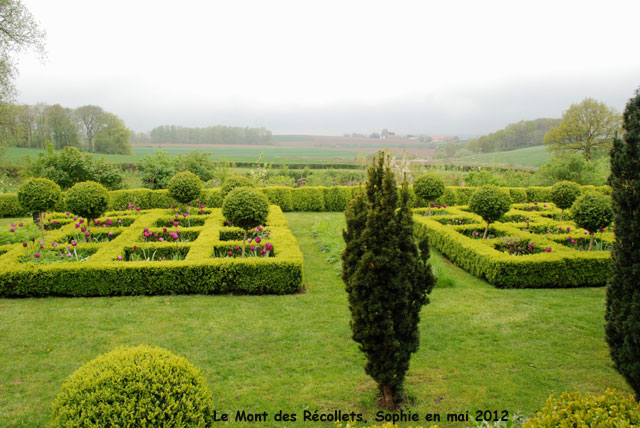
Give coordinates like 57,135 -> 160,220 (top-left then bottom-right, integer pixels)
0,185 -> 614,216
0,206 -> 303,297
414,204 -> 612,288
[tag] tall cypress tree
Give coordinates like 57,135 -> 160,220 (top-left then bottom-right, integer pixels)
606,89 -> 640,398
342,151 -> 435,409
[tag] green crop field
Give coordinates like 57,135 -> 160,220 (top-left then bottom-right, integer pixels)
0,212 -> 630,427
454,145 -> 551,168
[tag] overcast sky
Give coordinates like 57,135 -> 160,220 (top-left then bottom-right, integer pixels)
14,0 -> 640,136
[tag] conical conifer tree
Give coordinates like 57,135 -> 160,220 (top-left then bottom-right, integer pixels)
342,151 -> 435,409
605,89 -> 640,398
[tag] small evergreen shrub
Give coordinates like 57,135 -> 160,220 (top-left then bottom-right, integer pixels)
49,345 -> 214,428
469,185 -> 511,239
65,181 -> 109,221
222,187 -> 269,256
167,171 -> 202,204
551,180 -> 581,219
221,175 -> 253,197
413,173 -> 445,213
17,178 -> 61,215
571,192 -> 613,250
523,389 -> 640,428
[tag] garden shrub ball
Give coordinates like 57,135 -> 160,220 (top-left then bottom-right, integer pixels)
413,173 -> 445,207
468,185 -> 511,239
17,177 -> 61,214
65,181 -> 110,220
221,175 -> 254,197
49,345 -> 214,428
167,171 -> 202,204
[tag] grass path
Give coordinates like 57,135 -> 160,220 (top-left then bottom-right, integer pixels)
0,212 -> 632,427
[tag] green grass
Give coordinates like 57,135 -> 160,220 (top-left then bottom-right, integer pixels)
7,146 -> 365,165
0,212 -> 631,427
454,146 -> 551,168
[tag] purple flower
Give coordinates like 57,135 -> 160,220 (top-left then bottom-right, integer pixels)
567,236 -> 571,240
545,247 -> 552,252
529,242 -> 534,247
133,245 -> 137,250
260,249 -> 266,256
101,224 -> 106,228
34,253 -> 41,258
108,232 -> 113,237
571,239 -> 576,244
117,255 -> 123,261
250,245 -> 255,251
52,242 -> 58,247
234,245 -> 240,251
584,231 -> 588,234
9,228 -> 14,232
75,223 -> 80,229
10,223 -> 15,227
18,222 -> 23,227
85,232 -> 90,237
534,202 -> 538,205
71,240 -> 77,246
443,204 -> 448,208
559,226 -> 562,231
228,250 -> 233,256
159,237 -> 164,242
248,238 -> 252,243
81,227 -> 87,233
543,204 -> 547,207
173,222 -> 179,227
175,213 -> 179,219
265,243 -> 273,251
599,228 -> 605,232
187,202 -> 191,206
73,216 -> 78,221
255,237 -> 261,243
257,226 -> 263,232
65,212 -> 70,216
135,207 -> 140,212
79,218 -> 84,224
566,227 -> 571,232
22,242 -> 27,247
144,227 -> 149,233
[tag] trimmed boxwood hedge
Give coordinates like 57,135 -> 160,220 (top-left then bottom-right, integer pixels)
0,184 -> 613,216
0,206 -> 303,297
414,204 -> 612,288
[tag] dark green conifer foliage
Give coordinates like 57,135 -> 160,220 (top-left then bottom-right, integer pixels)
606,90 -> 640,398
342,151 -> 435,409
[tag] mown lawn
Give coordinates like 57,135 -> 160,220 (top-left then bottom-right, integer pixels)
0,212 -> 630,427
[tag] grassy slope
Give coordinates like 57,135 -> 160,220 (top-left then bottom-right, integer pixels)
0,212 -> 630,427
454,145 -> 551,168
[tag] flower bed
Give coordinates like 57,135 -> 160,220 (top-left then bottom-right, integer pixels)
0,206 -> 303,297
414,204 -> 612,288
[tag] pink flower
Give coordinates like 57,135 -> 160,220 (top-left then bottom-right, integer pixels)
18,222 -> 23,227
81,227 -> 87,233
228,250 -> 233,256
71,240 -> 77,246
255,237 -> 261,243
265,243 -> 273,251
543,204 -> 547,207
9,228 -> 14,232
443,204 -> 448,208
173,222 -> 179,227
566,227 -> 571,232
250,245 -> 255,251
73,216 -> 78,221
234,245 -> 240,251
136,207 -> 140,212
159,237 -> 164,242
571,239 -> 576,244
10,223 -> 15,227
143,227 -> 149,233
133,245 -> 137,250
79,218 -> 84,224
545,247 -> 552,252
22,242 -> 27,247
108,232 -> 113,237
117,255 -> 123,261
257,226 -> 263,232
584,231 -> 588,234
65,212 -> 70,216
85,232 -> 90,237
163,227 -> 167,233
75,224 -> 80,229
34,253 -> 41,258
52,242 -> 57,247
248,238 -> 252,243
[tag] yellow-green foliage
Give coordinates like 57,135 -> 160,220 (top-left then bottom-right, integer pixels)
17,178 -> 61,213
49,345 -> 214,428
0,206 -> 303,296
168,171 -> 203,203
0,185 -> 616,217
292,187 -> 325,211
414,203 -> 612,288
523,389 -> 640,428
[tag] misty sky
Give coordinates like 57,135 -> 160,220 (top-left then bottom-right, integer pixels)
14,0 -> 640,137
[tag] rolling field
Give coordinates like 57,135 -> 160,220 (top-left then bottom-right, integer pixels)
453,145 -> 551,168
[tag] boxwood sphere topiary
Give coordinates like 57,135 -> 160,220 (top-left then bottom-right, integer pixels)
49,345 -> 214,428
65,181 -> 109,220
572,192 -> 613,233
222,187 -> 269,231
17,177 -> 61,214
523,389 -> 640,427
168,171 -> 202,204
221,175 -> 254,197
551,180 -> 581,211
469,184 -> 511,238
413,173 -> 445,205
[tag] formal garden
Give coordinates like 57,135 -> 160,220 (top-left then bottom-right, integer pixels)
0,95 -> 639,428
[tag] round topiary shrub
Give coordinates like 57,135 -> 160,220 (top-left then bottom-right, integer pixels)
168,171 -> 202,204
413,173 -> 445,213
551,180 -> 581,219
523,389 -> 640,428
65,181 -> 109,221
571,191 -> 613,250
221,175 -> 254,197
49,345 -> 214,428
17,178 -> 62,231
469,184 -> 511,239
222,187 -> 269,256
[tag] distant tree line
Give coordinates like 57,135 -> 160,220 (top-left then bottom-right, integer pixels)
0,103 -> 132,155
133,125 -> 273,145
466,118 -> 561,154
